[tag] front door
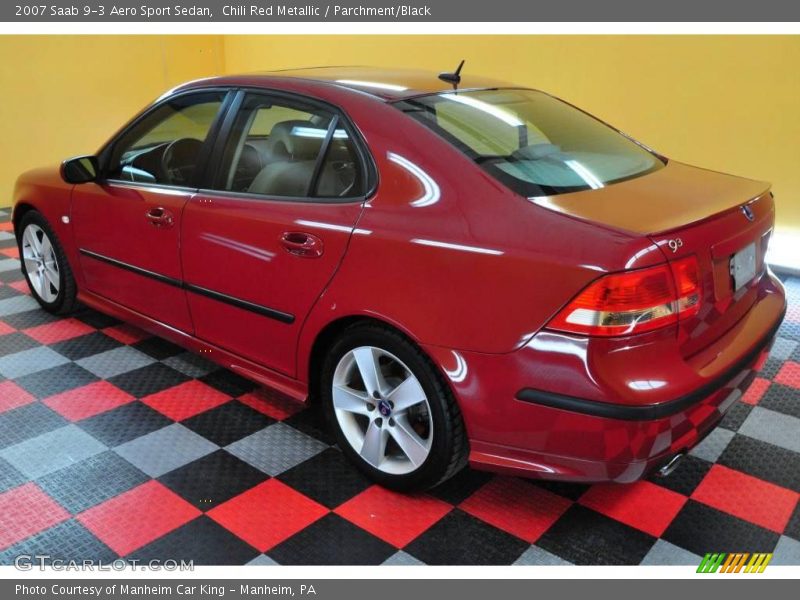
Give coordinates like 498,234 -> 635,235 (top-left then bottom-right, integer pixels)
72,91 -> 228,332
181,91 -> 370,376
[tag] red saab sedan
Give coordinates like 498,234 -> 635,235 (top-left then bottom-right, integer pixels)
12,67 -> 786,490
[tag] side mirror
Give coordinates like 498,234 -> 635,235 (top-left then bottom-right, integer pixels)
61,155 -> 99,184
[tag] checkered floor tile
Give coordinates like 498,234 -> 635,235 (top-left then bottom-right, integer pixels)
0,210 -> 798,565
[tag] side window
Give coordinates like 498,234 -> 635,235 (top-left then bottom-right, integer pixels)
106,92 -> 225,187
215,93 -> 365,198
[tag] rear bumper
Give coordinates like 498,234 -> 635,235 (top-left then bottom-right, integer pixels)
423,272 -> 786,482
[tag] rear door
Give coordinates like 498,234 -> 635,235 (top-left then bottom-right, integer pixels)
181,90 -> 371,376
72,90 -> 229,332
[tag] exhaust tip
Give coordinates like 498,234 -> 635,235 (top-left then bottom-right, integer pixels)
657,453 -> 685,478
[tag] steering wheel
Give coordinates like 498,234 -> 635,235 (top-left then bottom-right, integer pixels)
161,138 -> 204,186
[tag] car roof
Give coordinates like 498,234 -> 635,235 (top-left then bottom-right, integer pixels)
176,66 -> 514,101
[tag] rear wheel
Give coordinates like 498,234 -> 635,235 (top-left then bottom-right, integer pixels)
321,323 -> 468,490
18,211 -> 78,315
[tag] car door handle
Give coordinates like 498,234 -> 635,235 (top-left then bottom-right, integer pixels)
280,232 -> 324,258
145,207 -> 174,228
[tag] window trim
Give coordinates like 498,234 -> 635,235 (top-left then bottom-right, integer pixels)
95,87 -> 236,191
196,87 -> 378,205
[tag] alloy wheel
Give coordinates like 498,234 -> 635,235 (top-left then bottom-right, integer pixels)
21,223 -> 60,303
332,346 -> 433,475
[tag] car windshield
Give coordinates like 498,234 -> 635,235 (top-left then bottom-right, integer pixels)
395,89 -> 664,197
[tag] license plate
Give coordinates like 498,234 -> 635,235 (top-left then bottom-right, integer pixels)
730,242 -> 757,291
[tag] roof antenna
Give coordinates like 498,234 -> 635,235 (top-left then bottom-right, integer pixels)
438,60 -> 465,90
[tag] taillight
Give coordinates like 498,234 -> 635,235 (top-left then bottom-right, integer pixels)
548,256 -> 701,337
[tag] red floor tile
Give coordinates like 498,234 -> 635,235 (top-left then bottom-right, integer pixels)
238,388 -> 303,421
43,381 -> 135,421
77,480 -> 201,556
208,479 -> 327,552
0,321 -> 15,336
460,477 -> 573,543
0,246 -> 19,259
742,377 -> 771,405
691,464 -> 799,533
101,324 -> 149,345
0,483 -> 70,551
0,222 -> 12,232
774,361 -> 800,390
0,381 -> 36,414
23,318 -> 95,345
142,380 -> 231,421
579,480 -> 687,537
335,484 -> 452,547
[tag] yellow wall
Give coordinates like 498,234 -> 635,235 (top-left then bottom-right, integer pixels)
1,35 -> 798,239
0,36 -> 223,206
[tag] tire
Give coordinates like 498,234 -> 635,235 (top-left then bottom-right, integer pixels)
18,211 -> 78,315
321,322 -> 468,491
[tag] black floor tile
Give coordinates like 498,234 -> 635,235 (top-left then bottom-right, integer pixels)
282,407 -> 336,446
405,509 -> 528,565
0,403 -> 67,450
0,332 -> 39,358
277,448 -> 372,509
648,454 -> 713,496
3,308 -> 61,329
129,516 -> 259,565
158,450 -> 269,511
77,402 -> 173,447
50,331 -> 123,361
15,363 -> 99,399
529,478 -> 592,502
73,308 -> 122,330
785,501 -> 800,542
759,382 -> 800,419
719,401 -> 752,432
0,456 -> 25,493
182,401 -> 273,447
0,520 -> 116,565
132,337 -> 185,360
199,369 -> 258,397
536,504 -> 656,565
428,468 -> 493,505
719,434 -> 800,492
108,363 -> 190,398
269,514 -> 395,565
662,500 -> 779,555
36,451 -> 149,514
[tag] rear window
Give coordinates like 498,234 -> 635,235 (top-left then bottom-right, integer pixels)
395,89 -> 664,197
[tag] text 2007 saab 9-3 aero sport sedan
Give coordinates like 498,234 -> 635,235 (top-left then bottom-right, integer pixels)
13,66 -> 786,490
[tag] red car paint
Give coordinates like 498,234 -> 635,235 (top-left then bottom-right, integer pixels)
12,68 -> 786,482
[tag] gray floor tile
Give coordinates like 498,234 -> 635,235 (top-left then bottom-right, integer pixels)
77,346 -> 156,379
0,424 -> 106,479
383,551 -> 426,566
690,427 -> 735,463
246,554 -> 279,566
114,423 -> 217,477
226,422 -> 327,475
739,406 -> 800,453
514,545 -> 572,565
0,346 -> 70,379
0,259 -> 20,273
640,540 -> 702,566
0,295 -> 38,318
772,535 -> 800,566
770,337 -> 798,362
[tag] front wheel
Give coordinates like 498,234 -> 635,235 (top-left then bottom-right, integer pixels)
321,323 -> 468,491
18,211 -> 78,315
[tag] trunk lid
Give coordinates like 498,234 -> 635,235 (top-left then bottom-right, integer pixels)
532,161 -> 774,355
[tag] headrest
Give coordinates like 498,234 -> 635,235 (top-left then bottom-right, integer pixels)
268,120 -> 327,160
